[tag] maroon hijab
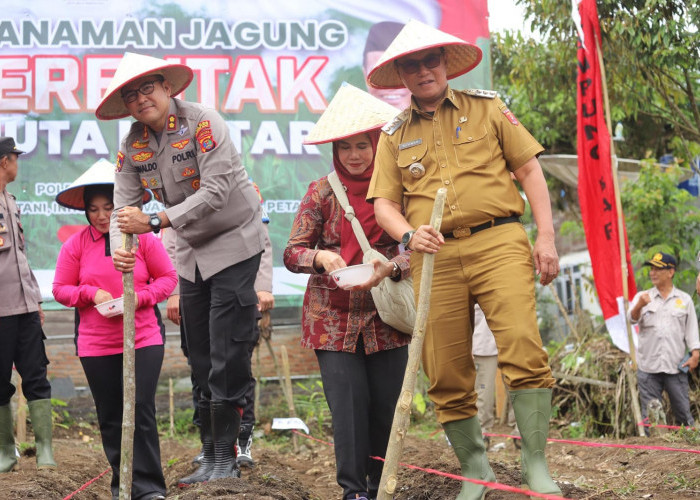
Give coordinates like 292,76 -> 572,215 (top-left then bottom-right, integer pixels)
333,130 -> 384,266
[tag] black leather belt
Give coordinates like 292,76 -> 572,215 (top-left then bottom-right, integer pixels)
443,215 -> 521,238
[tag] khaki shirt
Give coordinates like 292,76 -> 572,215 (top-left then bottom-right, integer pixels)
111,99 -> 265,282
629,286 -> 700,374
367,86 -> 544,232
0,189 -> 42,316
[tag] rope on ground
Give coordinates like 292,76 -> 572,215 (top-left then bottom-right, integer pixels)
62,468 -> 111,500
291,430 -> 572,500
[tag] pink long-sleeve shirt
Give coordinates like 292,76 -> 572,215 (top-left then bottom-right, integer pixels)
53,225 -> 177,357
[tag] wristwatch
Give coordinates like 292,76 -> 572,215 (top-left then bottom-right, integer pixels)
390,261 -> 401,281
401,230 -> 415,249
148,213 -> 162,234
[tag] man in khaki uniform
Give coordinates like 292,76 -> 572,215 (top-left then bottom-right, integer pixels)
366,21 -> 561,498
629,252 -> 699,430
0,137 -> 55,473
96,53 -> 265,485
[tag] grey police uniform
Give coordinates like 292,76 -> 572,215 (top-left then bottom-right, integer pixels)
110,98 -> 265,407
0,189 -> 51,406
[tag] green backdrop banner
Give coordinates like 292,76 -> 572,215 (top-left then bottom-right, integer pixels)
0,0 -> 491,309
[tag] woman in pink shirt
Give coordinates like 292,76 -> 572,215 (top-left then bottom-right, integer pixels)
52,160 -> 176,500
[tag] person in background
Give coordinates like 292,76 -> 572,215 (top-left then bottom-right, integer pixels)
472,303 -> 497,446
367,20 -> 561,498
284,83 -> 411,500
629,252 -> 700,431
362,21 -> 411,110
0,136 -> 56,473
96,52 -> 266,485
53,159 -> 176,500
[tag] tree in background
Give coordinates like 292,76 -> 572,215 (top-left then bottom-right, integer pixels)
492,0 -> 700,166
620,161 -> 700,293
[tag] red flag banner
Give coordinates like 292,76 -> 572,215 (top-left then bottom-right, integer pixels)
576,0 -> 637,352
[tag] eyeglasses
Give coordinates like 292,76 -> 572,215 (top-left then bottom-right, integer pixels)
121,77 -> 164,103
395,51 -> 444,74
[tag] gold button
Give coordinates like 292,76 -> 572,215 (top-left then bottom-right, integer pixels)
412,156 -> 417,160
436,140 -> 442,146
444,180 -> 450,185
440,163 -> 446,168
450,205 -> 456,210
468,136 -> 473,141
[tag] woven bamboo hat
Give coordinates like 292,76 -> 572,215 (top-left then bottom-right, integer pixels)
95,52 -> 194,120
367,19 -> 482,89
304,83 -> 399,145
56,159 -> 152,210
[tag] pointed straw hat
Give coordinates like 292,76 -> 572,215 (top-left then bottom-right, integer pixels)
304,82 -> 400,145
367,19 -> 483,89
56,158 -> 152,210
95,52 -> 194,120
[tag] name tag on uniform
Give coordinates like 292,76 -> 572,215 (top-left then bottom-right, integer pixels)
399,139 -> 422,150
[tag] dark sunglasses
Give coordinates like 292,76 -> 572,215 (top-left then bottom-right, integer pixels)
395,50 -> 444,74
121,76 -> 164,103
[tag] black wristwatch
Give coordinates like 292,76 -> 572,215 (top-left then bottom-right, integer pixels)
148,213 -> 162,234
401,230 -> 415,249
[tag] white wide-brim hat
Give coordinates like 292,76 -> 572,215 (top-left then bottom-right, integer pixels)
304,82 -> 400,145
367,19 -> 483,89
56,158 -> 152,210
95,52 -> 194,120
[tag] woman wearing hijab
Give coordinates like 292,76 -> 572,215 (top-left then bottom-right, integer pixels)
52,159 -> 176,500
284,84 -> 411,500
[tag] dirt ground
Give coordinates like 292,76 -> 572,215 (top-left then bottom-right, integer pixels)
1,392 -> 700,500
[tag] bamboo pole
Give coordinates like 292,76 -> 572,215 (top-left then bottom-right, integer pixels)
16,379 -> 26,444
169,378 -> 174,438
594,35 -> 645,437
119,233 -> 136,500
264,337 -> 289,403
547,283 -> 580,340
377,188 -> 447,500
279,345 -> 298,452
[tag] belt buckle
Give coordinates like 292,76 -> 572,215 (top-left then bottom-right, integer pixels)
452,226 -> 471,238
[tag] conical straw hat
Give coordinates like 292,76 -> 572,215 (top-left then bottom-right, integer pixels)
95,52 -> 194,120
367,19 -> 482,89
304,83 -> 400,145
56,158 -> 152,210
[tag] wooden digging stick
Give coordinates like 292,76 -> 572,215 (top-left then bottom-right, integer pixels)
280,345 -> 299,452
119,233 -> 136,500
377,188 -> 447,500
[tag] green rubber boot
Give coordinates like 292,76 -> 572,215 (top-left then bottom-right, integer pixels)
0,404 -> 17,473
443,416 -> 496,500
510,388 -> 561,496
27,399 -> 56,469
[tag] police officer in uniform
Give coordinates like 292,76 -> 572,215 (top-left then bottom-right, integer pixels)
366,21 -> 561,498
0,137 -> 56,473
96,53 -> 266,485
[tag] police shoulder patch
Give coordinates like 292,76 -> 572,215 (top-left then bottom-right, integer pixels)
463,89 -> 498,99
382,109 -> 409,136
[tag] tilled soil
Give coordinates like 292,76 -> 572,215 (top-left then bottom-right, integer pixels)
2,395 -> 700,499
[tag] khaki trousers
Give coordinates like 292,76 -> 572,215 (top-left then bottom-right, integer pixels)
411,223 -> 554,423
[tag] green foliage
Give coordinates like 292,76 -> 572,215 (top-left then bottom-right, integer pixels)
493,0 -> 700,161
293,379 -> 330,436
50,398 -> 71,430
156,408 -> 198,439
412,392 -> 426,416
620,160 -> 700,292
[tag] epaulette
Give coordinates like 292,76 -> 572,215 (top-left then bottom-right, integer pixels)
463,89 -> 498,99
382,109 -> 409,136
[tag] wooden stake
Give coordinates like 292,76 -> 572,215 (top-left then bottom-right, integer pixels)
119,233 -> 136,500
169,378 -> 174,438
378,188 -> 447,500
264,336 -> 289,403
279,345 -> 298,452
16,379 -> 26,444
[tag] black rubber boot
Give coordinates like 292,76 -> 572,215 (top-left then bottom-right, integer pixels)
208,400 -> 242,481
178,403 -> 214,486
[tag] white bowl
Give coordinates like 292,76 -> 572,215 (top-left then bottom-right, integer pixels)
94,297 -> 124,318
329,263 -> 374,289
